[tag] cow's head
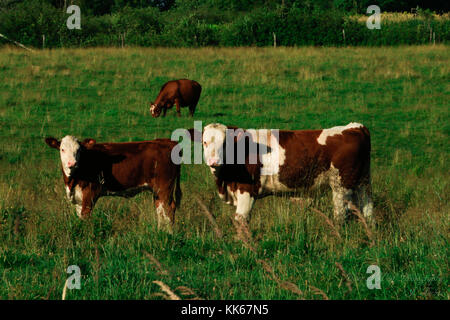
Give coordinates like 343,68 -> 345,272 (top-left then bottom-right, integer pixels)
202,123 -> 249,169
150,103 -> 162,118
202,123 -> 227,168
45,136 -> 96,177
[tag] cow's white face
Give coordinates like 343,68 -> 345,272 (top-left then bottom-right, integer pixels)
150,103 -> 161,118
150,104 -> 156,115
203,123 -> 227,168
60,135 -> 81,177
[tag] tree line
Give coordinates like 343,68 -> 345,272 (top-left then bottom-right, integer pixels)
0,0 -> 448,48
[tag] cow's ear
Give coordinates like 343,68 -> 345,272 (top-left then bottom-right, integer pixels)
82,138 -> 96,148
45,137 -> 60,149
187,128 -> 202,142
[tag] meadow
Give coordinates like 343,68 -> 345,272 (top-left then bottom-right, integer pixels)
0,45 -> 448,300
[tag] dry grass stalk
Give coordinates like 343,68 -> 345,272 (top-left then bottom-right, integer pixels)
144,251 -> 169,276
61,280 -> 68,300
347,202 -> 375,247
279,281 -> 304,296
153,280 -> 181,300
175,286 -> 202,300
309,284 -> 329,300
335,262 -> 352,293
257,259 -> 304,297
311,207 -> 342,242
290,197 -> 313,210
232,218 -> 257,252
195,196 -> 223,239
45,286 -> 55,300
257,259 -> 278,281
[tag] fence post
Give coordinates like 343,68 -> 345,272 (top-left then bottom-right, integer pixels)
273,32 -> 276,48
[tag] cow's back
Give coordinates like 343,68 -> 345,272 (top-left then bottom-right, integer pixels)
96,139 -> 178,190
264,126 -> 370,191
177,79 -> 202,105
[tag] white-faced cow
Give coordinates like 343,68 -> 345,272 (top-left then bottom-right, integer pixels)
194,122 -> 373,224
45,136 -> 181,230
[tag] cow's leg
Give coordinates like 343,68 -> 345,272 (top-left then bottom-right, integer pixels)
69,185 -> 85,219
331,186 -> 353,223
155,198 -> 174,233
79,187 -> 98,219
175,99 -> 181,117
328,165 -> 355,223
355,183 -> 374,222
162,106 -> 168,117
188,104 -> 196,117
234,190 -> 254,223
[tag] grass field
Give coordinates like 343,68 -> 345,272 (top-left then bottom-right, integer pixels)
0,45 -> 448,300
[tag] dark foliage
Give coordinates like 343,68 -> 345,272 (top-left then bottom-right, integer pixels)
0,0 -> 448,47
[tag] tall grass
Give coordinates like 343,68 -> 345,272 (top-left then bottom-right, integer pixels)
0,45 -> 448,299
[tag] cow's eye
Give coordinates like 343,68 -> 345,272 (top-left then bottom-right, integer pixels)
203,141 -> 207,146
61,149 -> 65,152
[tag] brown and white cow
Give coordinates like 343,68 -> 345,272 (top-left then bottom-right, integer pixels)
45,136 -> 181,230
196,123 -> 373,224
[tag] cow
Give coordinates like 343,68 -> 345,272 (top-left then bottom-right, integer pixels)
150,79 -> 202,118
45,136 -> 181,231
192,122 -> 373,224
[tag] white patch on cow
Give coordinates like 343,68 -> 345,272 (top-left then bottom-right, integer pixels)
65,186 -> 71,199
75,204 -> 83,217
65,185 -> 82,204
317,122 -> 363,145
74,185 -> 83,203
235,190 -> 254,222
250,129 -> 285,176
217,189 -> 226,201
150,104 -> 157,116
156,202 -> 171,231
65,184 -> 83,217
203,123 -> 227,167
74,185 -> 83,217
226,185 -> 237,206
60,135 -> 81,177
355,184 -> 374,220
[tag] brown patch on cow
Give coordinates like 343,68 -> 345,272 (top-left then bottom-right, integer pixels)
278,127 -> 370,190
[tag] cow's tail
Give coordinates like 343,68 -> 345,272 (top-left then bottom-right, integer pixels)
174,165 -> 182,209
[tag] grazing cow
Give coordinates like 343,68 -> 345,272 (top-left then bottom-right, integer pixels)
193,123 -> 373,224
45,136 -> 181,230
150,79 -> 202,118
